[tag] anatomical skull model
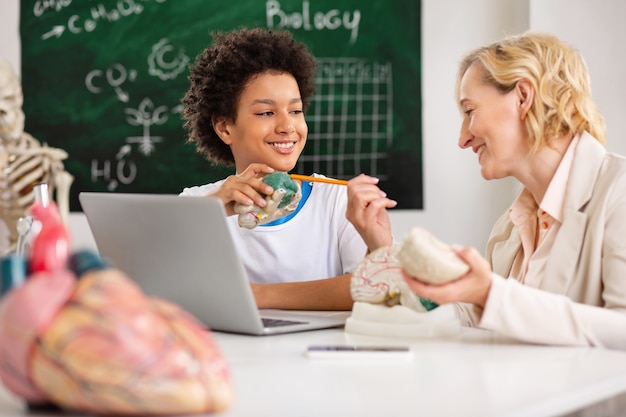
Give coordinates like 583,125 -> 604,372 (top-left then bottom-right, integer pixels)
0,59 -> 73,255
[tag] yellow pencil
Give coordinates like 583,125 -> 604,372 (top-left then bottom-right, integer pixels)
289,174 -> 348,185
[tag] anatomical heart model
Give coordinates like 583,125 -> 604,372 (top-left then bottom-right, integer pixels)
0,202 -> 234,415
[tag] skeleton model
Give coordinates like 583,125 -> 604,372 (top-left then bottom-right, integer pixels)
0,59 -> 73,256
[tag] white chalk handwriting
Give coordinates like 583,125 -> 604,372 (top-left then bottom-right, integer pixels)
266,0 -> 361,45
91,145 -> 137,190
147,38 -> 190,81
34,0 -> 72,17
124,98 -> 167,156
85,63 -> 138,103
39,0 -> 168,40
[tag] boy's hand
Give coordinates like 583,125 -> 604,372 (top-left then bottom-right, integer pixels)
208,164 -> 275,216
346,174 -> 397,252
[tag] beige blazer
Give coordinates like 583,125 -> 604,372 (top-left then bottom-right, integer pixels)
457,132 -> 626,349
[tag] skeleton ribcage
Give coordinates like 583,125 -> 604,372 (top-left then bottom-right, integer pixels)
0,136 -> 66,252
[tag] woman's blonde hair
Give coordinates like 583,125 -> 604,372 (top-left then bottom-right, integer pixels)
456,31 -> 606,151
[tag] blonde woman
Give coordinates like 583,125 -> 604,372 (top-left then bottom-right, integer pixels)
347,32 -> 626,349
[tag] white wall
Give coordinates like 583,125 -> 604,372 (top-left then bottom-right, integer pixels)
529,0 -> 626,156
1,0 -> 625,253
0,1 -> 20,75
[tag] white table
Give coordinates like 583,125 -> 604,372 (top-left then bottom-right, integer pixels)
2,325 -> 626,417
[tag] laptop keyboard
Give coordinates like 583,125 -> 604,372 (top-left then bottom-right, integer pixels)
262,317 -> 309,327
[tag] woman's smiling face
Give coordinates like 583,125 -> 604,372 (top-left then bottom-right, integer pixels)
216,71 -> 307,174
457,63 -> 530,180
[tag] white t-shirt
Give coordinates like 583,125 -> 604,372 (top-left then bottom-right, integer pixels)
179,175 -> 367,284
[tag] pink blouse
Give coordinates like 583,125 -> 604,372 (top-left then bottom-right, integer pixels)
508,135 -> 580,287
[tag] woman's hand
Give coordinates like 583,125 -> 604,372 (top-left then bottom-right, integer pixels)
402,245 -> 493,308
346,174 -> 397,252
207,164 -> 275,216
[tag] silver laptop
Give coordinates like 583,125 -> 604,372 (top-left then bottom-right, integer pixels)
78,192 -> 348,335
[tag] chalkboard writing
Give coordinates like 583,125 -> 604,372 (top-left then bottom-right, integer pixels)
20,0 -> 422,210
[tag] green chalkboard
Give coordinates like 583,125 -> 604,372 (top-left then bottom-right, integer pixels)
20,0 -> 422,210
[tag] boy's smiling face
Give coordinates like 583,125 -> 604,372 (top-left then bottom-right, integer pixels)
215,71 -> 308,174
